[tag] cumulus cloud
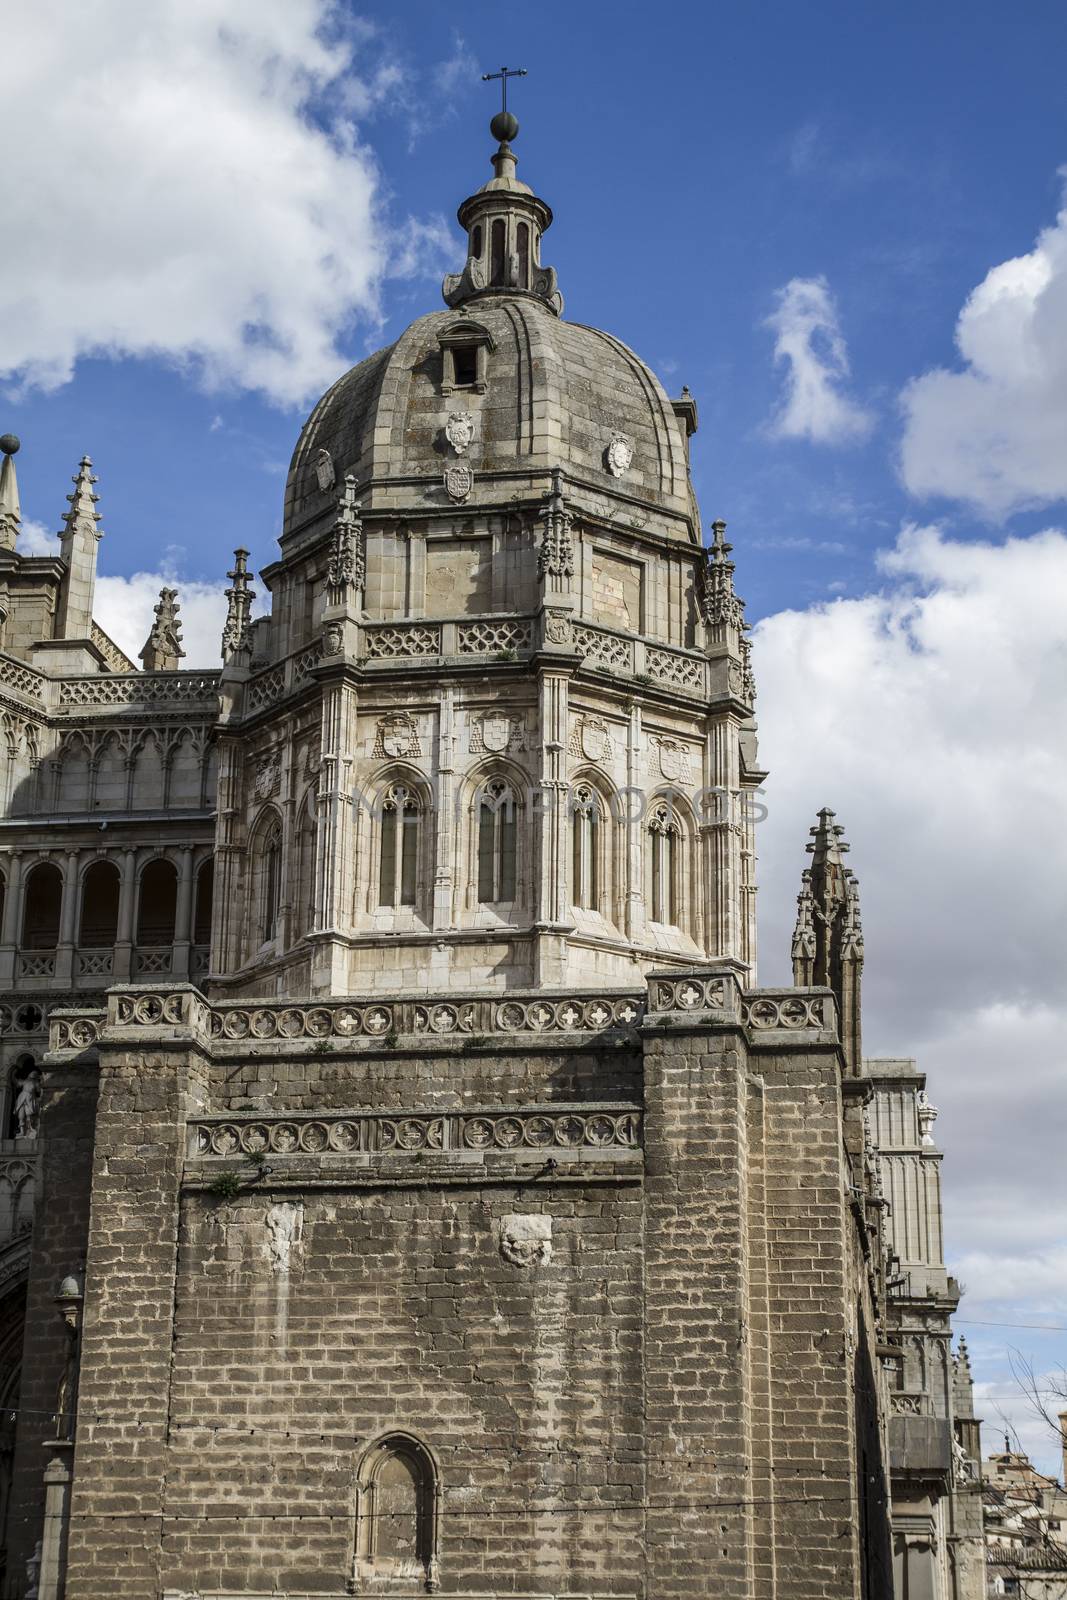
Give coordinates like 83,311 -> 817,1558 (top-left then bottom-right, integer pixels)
752,522 -> 1067,1468
0,1 -> 452,407
765,276 -> 873,444
900,181 -> 1067,516
93,572 -> 229,668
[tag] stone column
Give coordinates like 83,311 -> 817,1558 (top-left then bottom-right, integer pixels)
532,668 -> 570,985
312,677 -> 356,994
112,849 -> 136,982
54,850 -> 79,985
37,1441 -> 73,1600
702,713 -> 742,963
172,848 -> 194,980
0,848 -> 23,984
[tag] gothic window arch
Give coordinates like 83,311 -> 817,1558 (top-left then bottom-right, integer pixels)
295,791 -> 317,938
647,803 -> 681,926
249,812 -> 283,947
571,782 -> 603,912
352,1433 -> 440,1594
378,784 -> 420,909
476,777 -> 517,904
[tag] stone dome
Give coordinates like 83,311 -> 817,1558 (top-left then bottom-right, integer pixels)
283,300 -> 696,543
283,127 -> 699,545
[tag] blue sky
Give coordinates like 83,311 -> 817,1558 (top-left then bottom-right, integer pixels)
4,0 -> 1067,1471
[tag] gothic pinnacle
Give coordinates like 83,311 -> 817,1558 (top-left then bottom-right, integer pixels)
0,433 -> 20,549
221,547 -> 255,660
61,455 -> 103,541
140,586 -> 186,672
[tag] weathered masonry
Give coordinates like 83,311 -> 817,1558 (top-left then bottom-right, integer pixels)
0,108 -> 982,1600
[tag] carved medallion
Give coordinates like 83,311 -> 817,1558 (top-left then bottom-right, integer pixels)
444,462 -> 474,502
314,448 -> 335,492
372,711 -> 421,760
544,610 -> 573,646
605,432 -> 634,478
445,411 -> 475,456
323,623 -> 343,656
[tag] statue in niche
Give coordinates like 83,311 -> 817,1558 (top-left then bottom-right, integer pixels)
14,1068 -> 42,1139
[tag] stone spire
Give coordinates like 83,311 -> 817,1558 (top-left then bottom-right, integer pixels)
0,434 -> 21,550
56,455 -> 104,639
221,549 -> 254,661
139,586 -> 185,672
793,808 -> 864,1073
442,107 -> 562,315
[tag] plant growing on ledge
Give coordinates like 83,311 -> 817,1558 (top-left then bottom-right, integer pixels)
207,1149 -> 270,1200
496,646 -> 517,662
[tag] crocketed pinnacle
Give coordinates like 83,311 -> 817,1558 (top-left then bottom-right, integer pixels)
61,456 -> 103,543
326,476 -> 364,596
221,548 -> 255,660
794,807 -> 864,1072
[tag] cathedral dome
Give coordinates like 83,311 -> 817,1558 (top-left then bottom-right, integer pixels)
283,121 -> 697,545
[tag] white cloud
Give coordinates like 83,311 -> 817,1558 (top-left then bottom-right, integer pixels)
0,1 -> 452,408
765,276 -> 873,444
752,522 -> 1067,1469
18,519 -> 58,557
94,572 -> 229,668
900,180 -> 1067,516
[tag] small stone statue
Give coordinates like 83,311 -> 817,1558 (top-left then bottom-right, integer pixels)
25,1539 -> 42,1598
14,1070 -> 42,1139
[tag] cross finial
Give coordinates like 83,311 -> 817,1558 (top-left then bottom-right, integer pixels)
482,65 -> 527,116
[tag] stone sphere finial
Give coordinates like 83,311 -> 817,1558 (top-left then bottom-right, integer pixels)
490,110 -> 519,144
0,434 -> 20,456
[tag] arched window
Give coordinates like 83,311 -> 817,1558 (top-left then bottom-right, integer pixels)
477,779 -> 516,904
295,797 -> 316,938
471,223 -> 483,260
353,1433 -> 439,1593
647,805 -> 679,925
516,220 -> 530,289
571,785 -> 600,911
78,860 -> 120,947
137,858 -> 178,947
379,786 -> 419,909
21,862 -> 62,949
260,823 -> 282,943
490,218 -> 506,286
193,859 -> 214,946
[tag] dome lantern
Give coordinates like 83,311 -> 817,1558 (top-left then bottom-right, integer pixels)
442,109 -> 562,316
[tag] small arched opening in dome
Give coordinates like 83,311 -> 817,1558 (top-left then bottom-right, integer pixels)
438,321 -> 494,397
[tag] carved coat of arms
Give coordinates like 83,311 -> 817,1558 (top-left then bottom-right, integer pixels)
544,611 -> 573,646
570,714 -> 611,765
605,432 -> 634,478
471,712 -> 525,754
373,712 -> 421,760
315,448 -> 335,492
445,411 -> 475,456
653,736 -> 692,784
444,462 -> 473,502
253,753 -> 280,801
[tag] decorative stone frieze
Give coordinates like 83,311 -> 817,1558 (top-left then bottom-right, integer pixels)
364,623 -> 441,659
188,1103 -> 641,1161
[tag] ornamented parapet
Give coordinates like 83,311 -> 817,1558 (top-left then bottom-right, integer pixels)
647,970 -> 740,1019
207,991 -> 645,1044
58,671 -> 219,709
187,1103 -> 642,1162
742,988 -> 838,1035
106,984 -> 212,1043
48,1009 -> 106,1054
